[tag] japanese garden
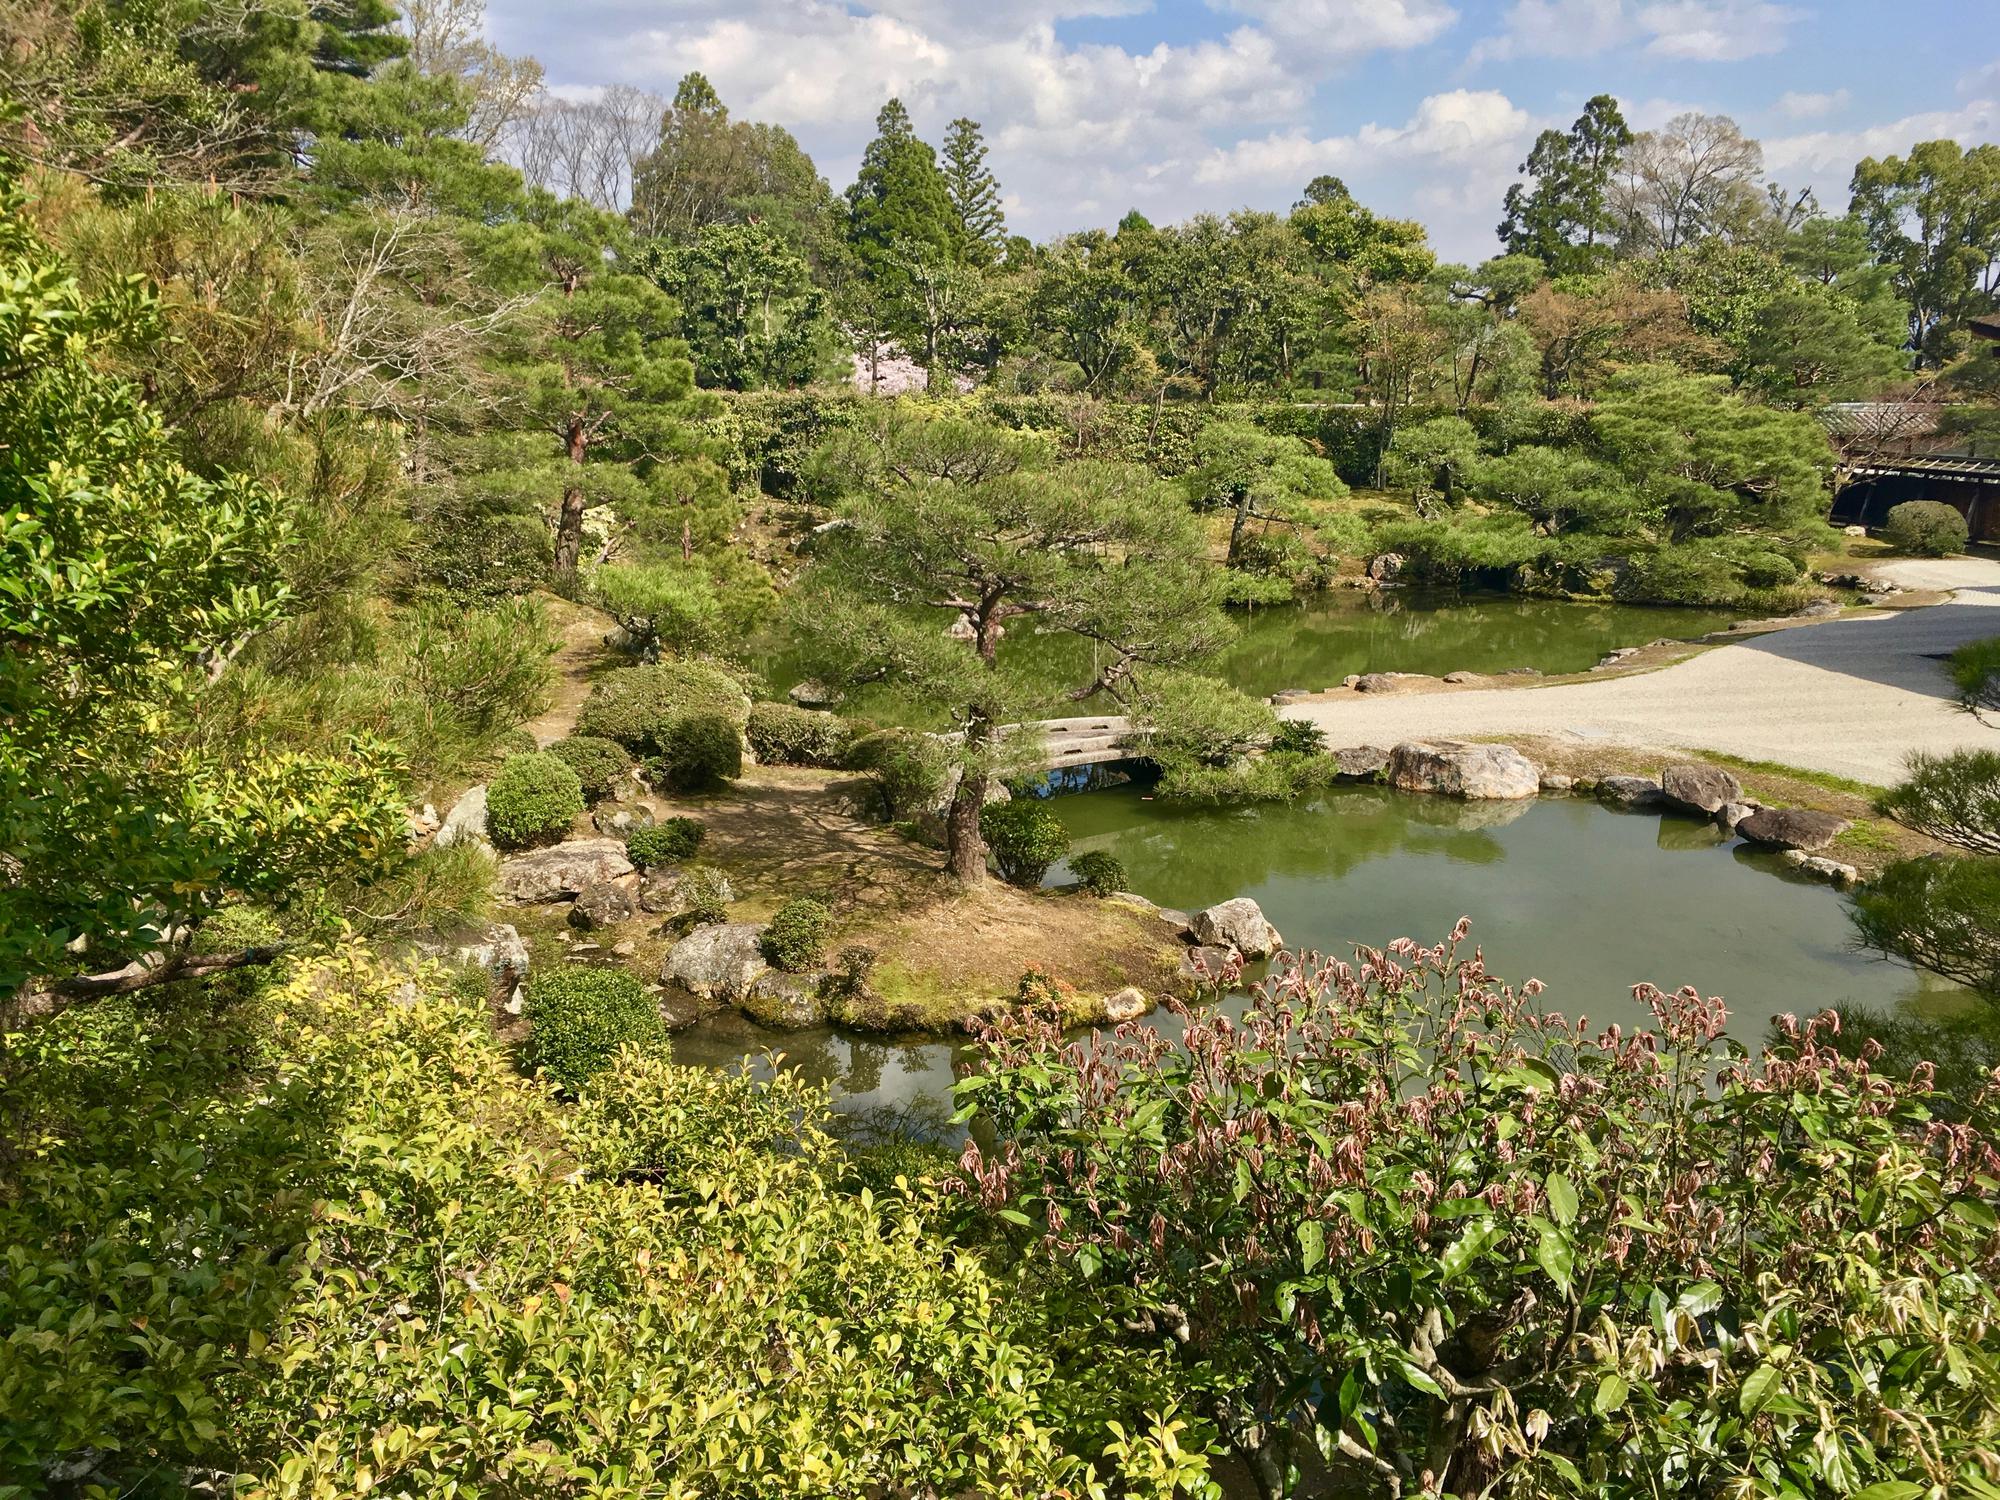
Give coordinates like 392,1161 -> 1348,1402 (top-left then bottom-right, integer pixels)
5,1 -> 2000,1494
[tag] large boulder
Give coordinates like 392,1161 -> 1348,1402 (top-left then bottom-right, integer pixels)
434,784 -> 490,852
663,922 -> 768,1001
1100,986 -> 1151,1023
1660,762 -> 1743,816
637,867 -> 690,916
1736,807 -> 1849,852
1596,775 -> 1666,811
591,797 -> 655,837
741,970 -> 827,1029
1388,741 -> 1540,800
495,838 -> 634,904
1330,744 -> 1391,779
1188,898 -> 1282,960
1714,800 -> 1760,835
570,879 -> 637,930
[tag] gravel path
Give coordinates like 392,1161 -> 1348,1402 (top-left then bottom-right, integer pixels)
1283,558 -> 2000,787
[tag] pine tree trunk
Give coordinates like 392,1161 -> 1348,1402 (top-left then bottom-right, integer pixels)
946,766 -> 989,884
553,416 -> 588,583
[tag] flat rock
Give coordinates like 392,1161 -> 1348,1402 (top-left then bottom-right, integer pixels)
1188,898 -> 1282,960
1781,850 -> 1861,886
1660,762 -> 1742,816
663,922 -> 768,1001
1330,744 -> 1391,779
496,838 -> 634,904
1596,775 -> 1666,811
570,879 -> 637,930
1442,670 -> 1481,684
1714,800 -> 1760,835
1539,772 -> 1576,794
1737,807 -> 1849,852
741,970 -> 827,1029
1388,741 -> 1540,800
1354,672 -> 1436,694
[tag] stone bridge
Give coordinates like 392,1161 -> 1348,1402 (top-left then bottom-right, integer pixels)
1002,714 -> 1138,770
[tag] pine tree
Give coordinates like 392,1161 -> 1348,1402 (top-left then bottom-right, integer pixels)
1498,94 -> 1632,274
942,117 -> 1005,263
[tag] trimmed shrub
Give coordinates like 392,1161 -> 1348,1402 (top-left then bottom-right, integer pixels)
651,712 -> 743,791
573,660 -> 749,753
1951,636 -> 2000,719
525,965 -> 666,1094
981,800 -> 1072,888
846,728 -> 950,822
1852,854 -> 2000,996
547,734 -> 630,803
747,701 -> 851,767
1267,719 -> 1327,757
625,817 -> 707,869
485,752 -> 585,850
1883,500 -> 1968,557
1069,850 -> 1129,898
1133,671 -> 1276,768
680,866 -> 732,926
761,898 -> 832,972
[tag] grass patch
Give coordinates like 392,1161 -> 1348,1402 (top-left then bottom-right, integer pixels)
1694,751 -> 1885,802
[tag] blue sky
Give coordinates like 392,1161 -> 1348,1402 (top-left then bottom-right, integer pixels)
482,0 -> 2000,261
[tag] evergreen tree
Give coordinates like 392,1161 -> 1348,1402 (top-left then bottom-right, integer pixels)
845,98 -> 963,365
942,117 -> 1005,263
1499,94 -> 1632,273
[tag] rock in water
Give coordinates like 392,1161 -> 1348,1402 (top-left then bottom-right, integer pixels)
495,838 -> 634,904
1660,762 -> 1742,816
741,970 -> 827,1029
1188,898 -> 1282,959
1101,986 -> 1151,1023
1736,808 -> 1849,852
1714,800 -> 1760,835
1330,744 -> 1391,778
663,922 -> 768,1001
1387,741 -> 1540,800
1596,775 -> 1666,811
1180,945 -> 1243,986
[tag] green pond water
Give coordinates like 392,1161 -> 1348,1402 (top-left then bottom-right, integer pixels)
754,590 -> 1731,725
669,784 -> 1963,1124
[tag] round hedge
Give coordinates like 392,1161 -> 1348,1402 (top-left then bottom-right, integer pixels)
1068,850 -> 1129,898
1883,501 -> 1968,558
525,965 -> 666,1094
547,734 -> 631,803
625,817 -> 706,869
747,702 -> 851,767
573,660 -> 750,753
981,800 -> 1073,888
652,712 -> 743,791
761,898 -> 832,972
486,752 -> 585,851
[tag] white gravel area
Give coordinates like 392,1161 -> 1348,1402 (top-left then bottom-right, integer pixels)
1283,558 -> 2000,787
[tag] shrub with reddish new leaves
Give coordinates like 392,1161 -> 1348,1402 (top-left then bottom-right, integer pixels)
954,920 -> 2000,1500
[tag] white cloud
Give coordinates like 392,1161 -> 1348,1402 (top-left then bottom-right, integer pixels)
1637,1 -> 1797,61
1471,0 -> 1795,64
1195,89 -> 1532,184
1763,95 -> 2000,181
1775,88 -> 1848,120
1216,0 -> 1458,55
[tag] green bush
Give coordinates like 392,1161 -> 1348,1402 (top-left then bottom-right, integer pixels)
1883,500 -> 1969,557
1267,719 -> 1326,756
1851,854 -> 2000,996
747,701 -> 851,766
485,751 -> 585,850
525,964 -> 667,1094
1154,750 -> 1337,805
1068,850 -> 1128,897
1952,636 -> 2000,719
846,728 -> 950,821
625,816 -> 707,868
981,800 -> 1072,888
680,866 -> 733,925
547,734 -> 631,803
1878,749 -> 2000,854
573,659 -> 750,753
761,897 -> 832,972
1132,671 -> 1276,768
651,711 -> 743,791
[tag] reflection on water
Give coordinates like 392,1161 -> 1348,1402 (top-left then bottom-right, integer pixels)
751,589 -> 1731,724
671,784 -> 1963,1119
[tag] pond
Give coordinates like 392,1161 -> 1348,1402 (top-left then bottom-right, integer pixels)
669,783 -> 1964,1124
751,590 -> 1732,725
